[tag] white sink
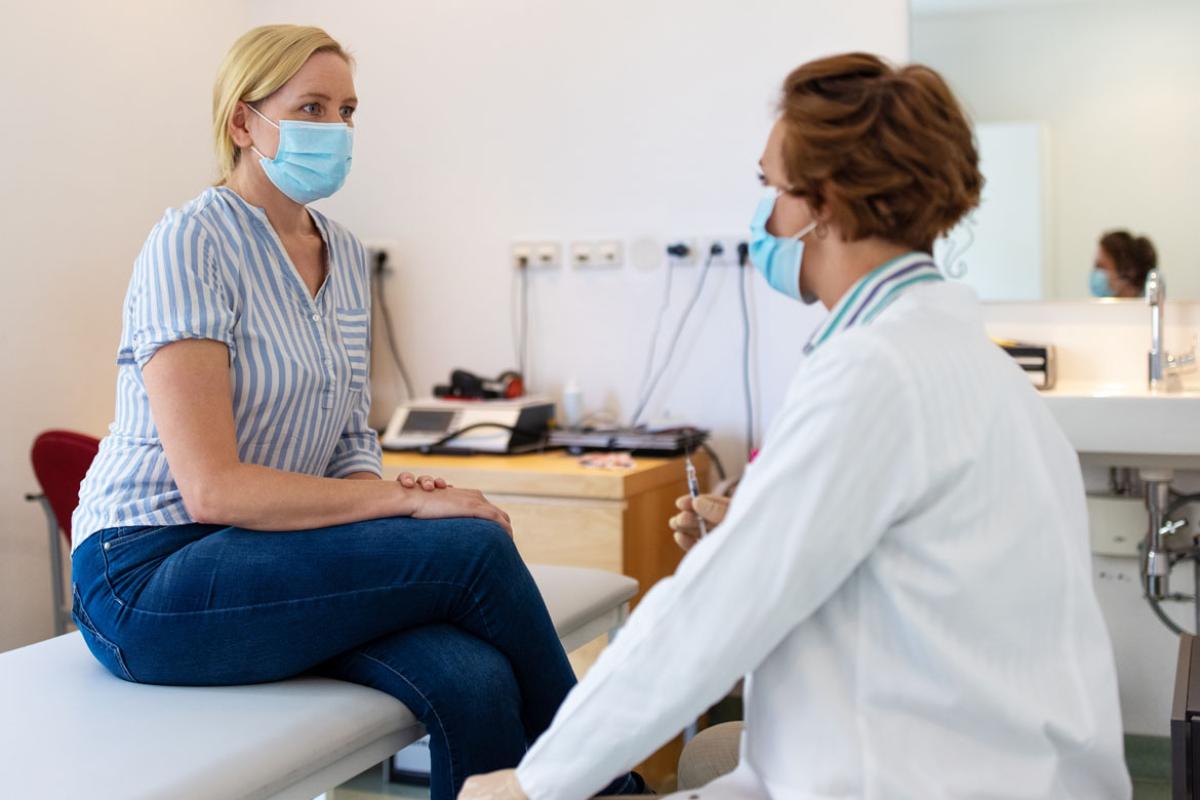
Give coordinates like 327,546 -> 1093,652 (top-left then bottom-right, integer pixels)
1041,381 -> 1200,468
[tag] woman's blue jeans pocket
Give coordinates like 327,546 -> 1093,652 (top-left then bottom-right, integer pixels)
72,583 -> 136,682
100,525 -> 160,551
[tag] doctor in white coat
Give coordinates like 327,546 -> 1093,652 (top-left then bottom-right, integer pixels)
462,52 -> 1129,800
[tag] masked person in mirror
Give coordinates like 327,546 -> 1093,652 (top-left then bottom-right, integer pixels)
1090,230 -> 1157,298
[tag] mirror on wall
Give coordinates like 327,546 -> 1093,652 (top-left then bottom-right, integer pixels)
911,0 -> 1200,302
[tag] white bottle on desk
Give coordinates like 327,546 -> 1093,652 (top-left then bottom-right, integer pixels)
561,379 -> 583,430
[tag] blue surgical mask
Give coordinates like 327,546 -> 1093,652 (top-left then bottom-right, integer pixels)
248,104 -> 353,204
1089,269 -> 1115,298
749,189 -> 819,303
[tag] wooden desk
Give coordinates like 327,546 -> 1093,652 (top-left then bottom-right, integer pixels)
381,450 -> 704,614
380,449 -> 707,790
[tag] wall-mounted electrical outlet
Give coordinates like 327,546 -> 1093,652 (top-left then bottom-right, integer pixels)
594,240 -> 624,267
701,236 -> 748,267
570,242 -> 593,267
533,241 -> 562,269
570,240 -> 623,268
510,242 -> 534,270
364,240 -> 401,274
665,239 -> 698,266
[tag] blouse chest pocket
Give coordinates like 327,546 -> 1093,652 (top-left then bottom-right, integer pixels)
335,307 -> 369,392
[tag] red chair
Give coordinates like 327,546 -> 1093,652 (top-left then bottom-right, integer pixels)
25,430 -> 100,635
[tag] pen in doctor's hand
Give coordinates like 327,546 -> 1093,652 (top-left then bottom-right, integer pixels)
685,457 -> 708,538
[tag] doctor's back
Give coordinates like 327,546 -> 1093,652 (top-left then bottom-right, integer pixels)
737,276 -> 1131,797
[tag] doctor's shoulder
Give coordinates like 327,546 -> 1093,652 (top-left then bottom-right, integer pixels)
788,331 -> 920,412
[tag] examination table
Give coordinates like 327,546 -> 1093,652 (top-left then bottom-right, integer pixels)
1,564 -> 636,800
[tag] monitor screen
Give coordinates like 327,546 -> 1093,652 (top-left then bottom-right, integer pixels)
401,410 -> 456,435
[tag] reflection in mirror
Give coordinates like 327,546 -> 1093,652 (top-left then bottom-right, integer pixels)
912,0 -> 1199,301
1092,231 -> 1157,299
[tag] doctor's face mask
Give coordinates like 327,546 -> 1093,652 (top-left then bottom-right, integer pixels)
749,188 -> 820,304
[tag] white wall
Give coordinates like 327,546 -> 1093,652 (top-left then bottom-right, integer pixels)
0,1 -> 248,652
0,1 -> 909,652
913,0 -> 1200,300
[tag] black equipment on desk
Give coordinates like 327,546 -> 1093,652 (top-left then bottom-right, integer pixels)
433,369 -> 525,400
999,342 -> 1057,390
548,425 -> 709,457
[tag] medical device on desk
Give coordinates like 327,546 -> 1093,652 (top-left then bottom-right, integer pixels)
381,397 -> 554,454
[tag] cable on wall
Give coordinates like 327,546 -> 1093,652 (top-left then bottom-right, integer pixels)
629,243 -> 721,427
371,249 -> 415,400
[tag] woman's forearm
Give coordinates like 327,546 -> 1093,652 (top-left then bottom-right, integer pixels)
189,463 -> 412,530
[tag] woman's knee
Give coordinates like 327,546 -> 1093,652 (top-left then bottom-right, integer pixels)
435,517 -> 521,568
443,638 -> 521,715
337,626 -> 522,724
356,515 -> 515,562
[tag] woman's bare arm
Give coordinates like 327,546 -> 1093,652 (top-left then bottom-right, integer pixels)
142,339 -> 509,533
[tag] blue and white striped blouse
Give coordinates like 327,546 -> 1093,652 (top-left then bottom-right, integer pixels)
72,186 -> 382,549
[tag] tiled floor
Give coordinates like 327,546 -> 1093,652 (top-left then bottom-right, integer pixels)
1133,778 -> 1171,799
1128,734 -> 1172,799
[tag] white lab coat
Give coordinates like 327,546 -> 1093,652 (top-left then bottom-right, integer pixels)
515,279 -> 1130,799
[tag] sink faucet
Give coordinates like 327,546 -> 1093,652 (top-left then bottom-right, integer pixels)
1146,269 -> 1195,391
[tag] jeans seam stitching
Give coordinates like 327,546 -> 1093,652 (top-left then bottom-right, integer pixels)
354,650 -> 459,790
93,580 -> 474,617
98,533 -> 128,608
73,585 -> 135,681
101,528 -> 161,550
456,548 -> 499,642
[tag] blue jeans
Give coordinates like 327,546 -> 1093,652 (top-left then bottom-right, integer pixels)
71,517 -> 642,799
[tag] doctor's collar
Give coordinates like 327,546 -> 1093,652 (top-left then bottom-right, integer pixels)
803,251 -> 943,355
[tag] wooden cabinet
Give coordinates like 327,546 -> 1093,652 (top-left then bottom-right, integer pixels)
380,449 -> 707,790
380,450 -> 705,613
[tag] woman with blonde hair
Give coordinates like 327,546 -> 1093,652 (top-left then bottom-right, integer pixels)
465,53 -> 1128,800
69,25 -> 643,800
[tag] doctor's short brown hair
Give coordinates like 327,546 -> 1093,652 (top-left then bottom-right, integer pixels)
1099,230 -> 1157,293
777,53 -> 983,253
